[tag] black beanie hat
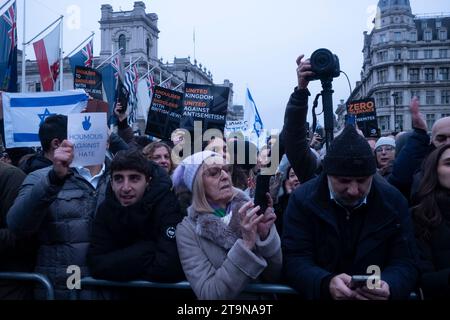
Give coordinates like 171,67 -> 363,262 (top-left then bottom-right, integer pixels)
323,125 -> 376,177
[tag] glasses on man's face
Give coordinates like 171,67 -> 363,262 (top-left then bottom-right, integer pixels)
203,164 -> 233,179
375,145 -> 395,153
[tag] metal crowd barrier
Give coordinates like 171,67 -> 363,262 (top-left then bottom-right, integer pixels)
69,277 -> 298,300
0,272 -> 55,300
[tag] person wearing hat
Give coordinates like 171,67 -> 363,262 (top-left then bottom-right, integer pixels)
282,125 -> 418,300
174,151 -> 282,300
374,137 -> 396,178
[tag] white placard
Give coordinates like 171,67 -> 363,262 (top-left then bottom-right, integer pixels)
68,113 -> 107,167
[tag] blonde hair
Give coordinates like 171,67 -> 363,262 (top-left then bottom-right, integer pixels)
191,163 -> 237,214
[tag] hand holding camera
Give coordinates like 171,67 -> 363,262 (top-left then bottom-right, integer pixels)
296,54 -> 315,90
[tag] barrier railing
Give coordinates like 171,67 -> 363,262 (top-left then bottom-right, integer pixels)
0,272 -> 55,300
69,277 -> 297,300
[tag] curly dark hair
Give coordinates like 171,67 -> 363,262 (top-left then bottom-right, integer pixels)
110,149 -> 152,178
412,144 -> 450,241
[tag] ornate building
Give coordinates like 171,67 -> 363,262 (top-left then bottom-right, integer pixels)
338,0 -> 450,135
18,2 -> 233,107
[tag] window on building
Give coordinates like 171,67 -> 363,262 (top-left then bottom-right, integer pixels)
439,29 -> 447,41
377,51 -> 388,62
442,90 -> 450,104
378,116 -> 390,131
425,68 -> 434,81
119,34 -> 126,54
395,115 -> 403,131
394,32 -> 402,42
395,49 -> 402,60
409,50 -> 418,60
442,113 -> 450,118
424,49 -> 433,59
426,114 -> 436,129
439,67 -> 449,80
424,30 -> 432,41
410,31 -> 417,41
393,92 -> 403,105
436,21 -> 442,28
376,92 -> 390,107
395,67 -> 403,81
35,83 -> 41,92
146,38 -> 151,58
422,22 -> 428,29
409,68 -> 420,81
411,90 -> 421,101
380,34 -> 387,43
439,49 -> 448,59
426,90 -> 435,105
377,69 -> 388,83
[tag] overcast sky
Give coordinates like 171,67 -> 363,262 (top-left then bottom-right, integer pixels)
9,0 -> 450,131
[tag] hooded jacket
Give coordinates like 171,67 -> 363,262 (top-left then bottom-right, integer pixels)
88,162 -> 185,283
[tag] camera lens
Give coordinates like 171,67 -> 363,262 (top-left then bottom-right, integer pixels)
311,49 -> 334,72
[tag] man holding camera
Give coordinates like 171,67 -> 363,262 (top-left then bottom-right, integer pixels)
281,54 -> 418,300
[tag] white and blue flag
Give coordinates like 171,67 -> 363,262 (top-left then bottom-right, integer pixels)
2,90 -> 88,148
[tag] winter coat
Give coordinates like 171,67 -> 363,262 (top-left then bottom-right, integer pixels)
7,166 -> 108,300
413,193 -> 450,299
18,152 -> 52,175
88,163 -> 185,283
176,189 -> 282,300
282,173 -> 418,300
280,88 -> 319,184
0,162 -> 37,299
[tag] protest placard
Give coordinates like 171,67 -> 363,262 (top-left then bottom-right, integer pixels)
181,84 -> 230,133
347,98 -> 380,138
145,86 -> 184,140
74,66 -> 103,100
68,112 -> 107,167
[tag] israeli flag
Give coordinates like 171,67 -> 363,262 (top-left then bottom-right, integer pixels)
2,90 -> 88,148
244,88 -> 264,146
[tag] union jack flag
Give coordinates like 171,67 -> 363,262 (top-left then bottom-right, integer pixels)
111,54 -> 122,80
2,1 -> 17,52
146,72 -> 155,98
82,39 -> 94,68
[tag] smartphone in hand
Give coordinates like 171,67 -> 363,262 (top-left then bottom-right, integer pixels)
254,174 -> 271,215
349,275 -> 370,289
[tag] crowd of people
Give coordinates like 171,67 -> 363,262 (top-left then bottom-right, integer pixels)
0,53 -> 450,300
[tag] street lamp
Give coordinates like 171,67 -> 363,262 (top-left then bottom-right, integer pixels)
392,93 -> 398,134
182,66 -> 190,84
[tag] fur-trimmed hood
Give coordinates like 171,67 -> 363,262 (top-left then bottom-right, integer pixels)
186,188 -> 250,250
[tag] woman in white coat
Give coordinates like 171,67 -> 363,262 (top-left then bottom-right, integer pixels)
173,151 -> 282,300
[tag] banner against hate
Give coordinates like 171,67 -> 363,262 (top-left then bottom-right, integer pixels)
181,84 -> 230,133
145,86 -> 184,140
68,112 -> 107,167
347,98 -> 380,138
74,66 -> 103,100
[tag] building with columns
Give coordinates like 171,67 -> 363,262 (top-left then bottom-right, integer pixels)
338,0 -> 450,135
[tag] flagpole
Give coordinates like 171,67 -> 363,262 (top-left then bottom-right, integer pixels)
21,0 -> 26,92
0,0 -> 13,12
95,48 -> 123,70
25,15 -> 63,45
160,76 -> 173,86
65,32 -> 94,58
59,16 -> 63,91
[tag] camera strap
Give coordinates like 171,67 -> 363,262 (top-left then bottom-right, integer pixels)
311,93 -> 322,137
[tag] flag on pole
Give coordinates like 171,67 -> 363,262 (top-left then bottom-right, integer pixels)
245,88 -> 264,145
0,0 -> 18,92
33,22 -> 61,91
124,64 -> 139,125
100,53 -> 122,120
146,72 -> 155,99
69,38 -> 94,71
2,90 -> 88,148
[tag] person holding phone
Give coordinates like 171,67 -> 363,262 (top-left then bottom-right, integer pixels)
282,124 -> 418,300
173,151 -> 281,300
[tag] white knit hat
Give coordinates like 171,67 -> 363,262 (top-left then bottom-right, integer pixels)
375,137 -> 396,150
172,151 -> 221,192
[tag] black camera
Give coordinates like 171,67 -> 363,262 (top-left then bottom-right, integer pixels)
306,48 -> 341,82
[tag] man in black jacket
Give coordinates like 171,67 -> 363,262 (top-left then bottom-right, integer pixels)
282,123 -> 418,300
88,149 -> 185,284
